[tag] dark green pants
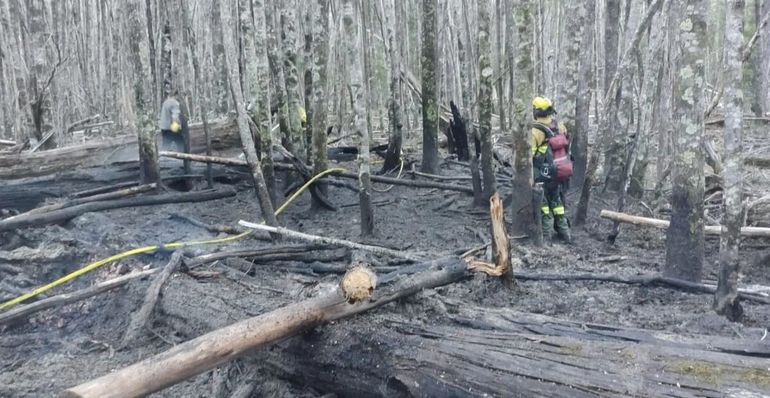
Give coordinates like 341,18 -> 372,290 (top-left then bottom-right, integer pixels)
540,182 -> 570,241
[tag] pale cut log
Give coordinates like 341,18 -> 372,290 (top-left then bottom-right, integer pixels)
160,151 -> 475,193
600,210 -> 770,238
0,189 -> 236,232
0,269 -> 158,326
0,139 -> 16,146
121,251 -> 183,346
237,221 -> 425,261
4,183 -> 156,220
62,258 -> 467,398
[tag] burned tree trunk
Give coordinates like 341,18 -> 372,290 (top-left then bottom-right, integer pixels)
311,0 -> 331,208
381,0 -> 403,174
420,0 -> 439,174
220,0 -> 277,227
478,0 -> 496,201
255,0 -> 277,202
448,102 -> 470,161
281,7 -> 305,160
714,0 -> 745,322
665,0 -> 706,283
137,125 -> 161,186
343,0 -> 373,236
509,0 -> 535,238
568,1 -> 592,189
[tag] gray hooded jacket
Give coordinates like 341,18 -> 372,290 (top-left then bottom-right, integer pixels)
159,97 -> 181,130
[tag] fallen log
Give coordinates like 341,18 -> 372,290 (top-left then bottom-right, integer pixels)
515,271 -> 770,304
161,151 -> 475,194
0,269 -> 157,326
0,189 -> 236,232
600,209 -> 770,238
121,251 -> 183,346
63,258 -> 468,398
271,308 -> 770,398
0,118 -> 238,180
133,263 -> 770,397
4,183 -> 156,220
185,244 -> 344,269
745,156 -> 770,168
0,139 -> 16,146
237,221 -> 426,261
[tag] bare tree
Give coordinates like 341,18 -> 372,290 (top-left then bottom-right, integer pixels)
311,0 -> 331,208
421,0 -> 439,173
714,0 -> 745,321
381,0 -> 404,174
478,0 -> 495,201
509,0 -> 535,238
665,0 -> 706,282
240,0 -> 276,203
281,6 -> 305,160
343,0 -> 374,236
220,0 -> 277,226
571,1 -> 594,189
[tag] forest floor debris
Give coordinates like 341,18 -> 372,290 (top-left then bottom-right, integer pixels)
1,158 -> 769,397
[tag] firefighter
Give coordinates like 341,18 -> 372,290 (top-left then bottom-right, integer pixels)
531,96 -> 572,243
159,91 -> 189,153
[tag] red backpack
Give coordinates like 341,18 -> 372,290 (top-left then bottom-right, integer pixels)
533,122 -> 573,183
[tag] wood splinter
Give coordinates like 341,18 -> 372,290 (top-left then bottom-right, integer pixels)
465,192 -> 512,279
340,263 -> 377,303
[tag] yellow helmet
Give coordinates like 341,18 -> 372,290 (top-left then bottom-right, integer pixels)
298,106 -> 307,124
532,96 -> 553,111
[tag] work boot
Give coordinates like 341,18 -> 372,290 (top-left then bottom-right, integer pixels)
541,212 -> 554,241
554,215 -> 572,244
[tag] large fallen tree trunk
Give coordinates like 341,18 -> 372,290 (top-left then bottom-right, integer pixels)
0,118 -> 238,180
161,151 -> 475,194
0,189 -> 236,232
600,209 -> 770,238
271,308 -> 770,398
63,257 -> 468,398
132,269 -> 770,398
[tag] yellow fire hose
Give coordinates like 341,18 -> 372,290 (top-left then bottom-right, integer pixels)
0,168 -> 347,311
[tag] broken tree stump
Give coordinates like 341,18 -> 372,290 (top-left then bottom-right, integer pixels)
121,251 -> 183,347
0,189 -> 236,232
600,209 -> 770,238
62,258 -> 468,398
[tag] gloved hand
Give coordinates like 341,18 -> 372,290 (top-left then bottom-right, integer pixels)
170,121 -> 181,133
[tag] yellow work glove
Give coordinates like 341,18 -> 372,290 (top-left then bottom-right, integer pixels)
170,121 -> 181,133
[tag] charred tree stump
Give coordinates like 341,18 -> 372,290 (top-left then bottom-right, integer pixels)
448,101 -> 470,161
138,125 -> 162,186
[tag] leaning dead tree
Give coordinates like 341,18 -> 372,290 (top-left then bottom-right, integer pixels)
219,0 -> 277,226
714,0 -> 746,322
